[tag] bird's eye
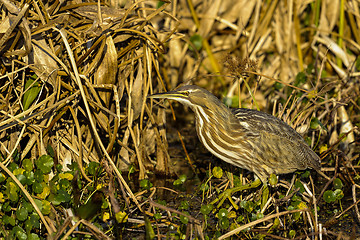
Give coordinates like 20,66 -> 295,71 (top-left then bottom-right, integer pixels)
182,91 -> 190,96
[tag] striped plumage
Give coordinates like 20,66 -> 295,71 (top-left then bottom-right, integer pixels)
149,85 -> 321,183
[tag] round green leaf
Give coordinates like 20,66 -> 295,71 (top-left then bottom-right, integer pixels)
16,174 -> 26,185
13,226 -> 27,240
174,174 -> 187,185
41,200 -> 51,215
29,213 -> 40,228
53,189 -> 71,205
32,182 -> 44,194
334,189 -> 344,200
28,233 -> 40,240
140,179 -> 152,190
240,200 -> 254,213
268,174 -> 278,186
219,217 -> 229,230
16,207 -> 28,221
35,155 -> 54,174
34,169 -> 44,182
22,159 -> 33,172
2,215 -> 16,226
22,201 -> 33,212
7,181 -> 19,202
323,190 -> 336,203
218,208 -> 228,218
180,214 -> 189,225
289,229 -> 296,238
24,171 -> 35,185
212,166 -> 223,179
333,178 -> 343,189
200,204 -> 213,215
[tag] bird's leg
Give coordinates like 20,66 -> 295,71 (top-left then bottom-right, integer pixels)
211,178 -> 262,210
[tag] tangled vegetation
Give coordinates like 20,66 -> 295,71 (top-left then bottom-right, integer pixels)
0,0 -> 359,239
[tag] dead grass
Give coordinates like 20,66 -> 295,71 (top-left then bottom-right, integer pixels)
0,0 -> 359,239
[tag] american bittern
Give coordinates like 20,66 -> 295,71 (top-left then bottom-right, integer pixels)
149,85 -> 321,208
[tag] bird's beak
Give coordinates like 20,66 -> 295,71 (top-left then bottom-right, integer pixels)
148,91 -> 185,100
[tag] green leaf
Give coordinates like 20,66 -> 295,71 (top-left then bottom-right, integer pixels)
180,214 -> 189,224
46,144 -> 55,158
2,215 -> 16,226
34,169 -> 44,182
88,162 -> 100,176
157,1 -> 165,8
334,189 -> 344,200
115,211 -> 128,223
0,172 -> 6,183
140,179 -> 152,190
41,200 -> 51,215
16,174 -> 27,185
310,117 -> 321,129
23,75 -> 42,111
13,226 -> 27,240
33,199 -> 43,212
240,200 -> 254,213
24,171 -> 35,185
294,180 -> 305,194
7,181 -> 19,202
218,208 -> 228,218
268,174 -> 278,186
355,56 -> 360,71
145,216 -> 156,240
212,166 -> 223,179
173,174 -> 187,186
274,81 -> 284,90
29,213 -> 40,228
323,190 -> 336,203
219,217 -> 229,230
53,189 -> 71,205
16,207 -> 28,221
289,229 -> 296,238
333,178 -> 343,189
22,201 -> 33,212
294,72 -> 307,86
200,204 -> 213,215
301,170 -> 310,178
154,212 -> 162,220
179,200 -> 189,210
35,155 -> 54,174
189,34 -> 203,51
28,233 -> 40,240
32,182 -> 44,194
256,212 -> 264,219
22,159 -> 33,172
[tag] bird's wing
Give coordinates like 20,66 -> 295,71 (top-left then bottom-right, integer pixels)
231,108 -> 303,141
231,108 -> 320,170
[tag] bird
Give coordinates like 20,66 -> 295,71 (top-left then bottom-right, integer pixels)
149,85 -> 321,208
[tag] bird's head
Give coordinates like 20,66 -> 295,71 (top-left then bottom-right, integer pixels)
148,85 -> 231,120
148,85 -> 221,109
